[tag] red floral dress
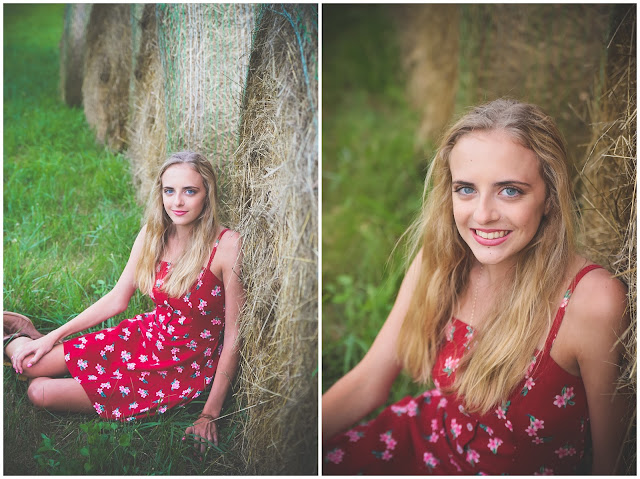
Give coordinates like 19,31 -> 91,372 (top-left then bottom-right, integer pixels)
324,265 -> 601,475
64,229 -> 229,422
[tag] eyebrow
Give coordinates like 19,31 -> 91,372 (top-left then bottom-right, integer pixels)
452,180 -> 532,188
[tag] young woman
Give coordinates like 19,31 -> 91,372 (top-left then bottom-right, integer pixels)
5,151 -> 244,452
322,99 -> 630,474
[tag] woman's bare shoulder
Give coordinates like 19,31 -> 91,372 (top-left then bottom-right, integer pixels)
568,259 -> 629,347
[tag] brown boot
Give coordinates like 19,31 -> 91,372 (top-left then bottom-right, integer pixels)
3,311 -> 44,342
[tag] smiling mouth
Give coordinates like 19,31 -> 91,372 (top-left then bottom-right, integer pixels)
172,211 -> 188,216
474,229 -> 510,240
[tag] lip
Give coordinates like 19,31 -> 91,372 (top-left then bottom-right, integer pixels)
172,210 -> 188,216
471,228 -> 511,246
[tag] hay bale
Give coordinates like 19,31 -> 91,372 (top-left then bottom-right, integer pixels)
156,4 -> 258,169
393,5 -> 459,148
59,4 -> 91,107
574,5 -> 636,472
126,4 -> 167,203
457,4 -> 612,161
229,4 -> 318,474
82,4 -> 132,151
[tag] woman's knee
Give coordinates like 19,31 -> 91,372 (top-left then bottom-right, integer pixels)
27,377 -> 50,408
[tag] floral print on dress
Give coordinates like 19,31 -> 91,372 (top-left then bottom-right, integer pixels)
63,230 -> 230,423
553,386 -> 576,408
323,265 -> 601,476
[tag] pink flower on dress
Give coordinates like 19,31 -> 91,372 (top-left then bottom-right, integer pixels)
555,445 -> 577,458
487,437 -> 503,454
93,402 -> 104,414
438,398 -> 448,409
505,420 -> 513,432
386,437 -> 397,450
466,448 -> 480,466
443,356 -> 460,376
554,386 -> 575,408
495,407 -> 506,420
211,286 -> 222,297
345,429 -> 363,443
423,451 -> 439,469
381,450 -> 393,461
450,419 -> 462,439
445,322 -> 456,341
325,448 -> 344,464
524,377 -> 535,390
406,399 -> 418,417
531,418 -> 544,431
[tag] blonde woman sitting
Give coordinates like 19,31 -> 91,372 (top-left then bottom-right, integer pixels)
5,151 -> 243,453
323,99 -> 630,475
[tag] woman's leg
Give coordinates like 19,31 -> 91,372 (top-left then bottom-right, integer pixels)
5,338 -> 94,413
5,337 -> 68,378
27,377 -> 94,413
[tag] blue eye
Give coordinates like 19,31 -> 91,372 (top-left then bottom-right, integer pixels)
185,189 -> 196,195
502,187 -> 521,197
163,188 -> 174,195
455,186 -> 475,195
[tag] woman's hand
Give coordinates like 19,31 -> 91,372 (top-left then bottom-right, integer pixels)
11,333 -> 57,374
184,414 -> 219,454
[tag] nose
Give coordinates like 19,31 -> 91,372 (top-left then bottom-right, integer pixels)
174,193 -> 185,207
472,194 -> 499,224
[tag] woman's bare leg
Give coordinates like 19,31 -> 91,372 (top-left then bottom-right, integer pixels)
5,337 -> 94,413
27,377 -> 94,413
5,337 -> 68,378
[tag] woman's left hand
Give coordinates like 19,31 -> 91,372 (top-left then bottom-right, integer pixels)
184,414 -> 218,454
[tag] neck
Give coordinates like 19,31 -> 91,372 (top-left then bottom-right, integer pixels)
172,224 -> 193,243
476,258 -> 517,285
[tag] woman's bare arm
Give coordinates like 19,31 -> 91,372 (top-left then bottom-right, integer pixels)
322,249 -> 423,443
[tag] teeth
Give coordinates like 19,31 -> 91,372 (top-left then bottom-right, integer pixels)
475,230 -> 507,240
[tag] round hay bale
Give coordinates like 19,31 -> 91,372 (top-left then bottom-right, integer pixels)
59,3 -> 91,107
156,4 -> 258,169
574,6 -> 636,472
126,4 -> 167,203
457,4 -> 612,161
82,4 -> 132,151
229,5 -> 318,474
392,4 -> 459,149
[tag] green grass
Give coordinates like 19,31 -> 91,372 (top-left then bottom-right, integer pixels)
322,5 -> 430,406
3,4 -> 244,474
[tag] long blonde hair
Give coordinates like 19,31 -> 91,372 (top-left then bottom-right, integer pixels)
397,99 -> 576,413
135,151 -> 221,298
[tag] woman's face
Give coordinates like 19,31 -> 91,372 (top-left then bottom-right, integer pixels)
161,163 -> 207,229
449,130 -> 548,269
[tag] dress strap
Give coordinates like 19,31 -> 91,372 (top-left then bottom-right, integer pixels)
543,264 -> 603,352
206,228 -> 229,269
